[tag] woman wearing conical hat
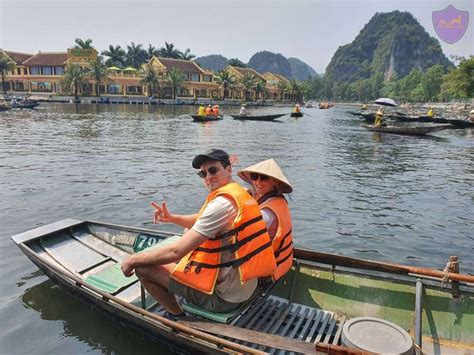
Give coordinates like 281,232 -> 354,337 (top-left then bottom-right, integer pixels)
238,159 -> 294,281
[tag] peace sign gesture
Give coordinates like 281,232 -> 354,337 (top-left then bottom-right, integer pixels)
151,201 -> 173,223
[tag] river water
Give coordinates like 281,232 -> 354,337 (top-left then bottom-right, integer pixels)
1,103 -> 473,354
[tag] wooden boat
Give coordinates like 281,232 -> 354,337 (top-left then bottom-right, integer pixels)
361,113 -> 474,128
290,112 -> 303,117
363,124 -> 450,136
231,113 -> 286,121
11,101 -> 40,109
0,105 -> 11,112
11,219 -> 474,354
191,115 -> 223,122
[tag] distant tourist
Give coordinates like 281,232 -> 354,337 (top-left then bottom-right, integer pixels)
361,103 -> 368,110
212,104 -> 219,117
374,107 -> 386,127
205,104 -> 213,116
197,104 -> 206,116
239,104 -> 248,116
468,110 -> 474,122
427,107 -> 435,118
293,104 -> 301,113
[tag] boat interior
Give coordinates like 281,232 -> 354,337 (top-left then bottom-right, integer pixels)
14,220 -> 474,354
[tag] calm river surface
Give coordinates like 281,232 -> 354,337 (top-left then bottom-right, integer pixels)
1,103 -> 473,354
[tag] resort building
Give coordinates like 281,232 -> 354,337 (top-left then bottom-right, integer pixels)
1,48 -> 292,101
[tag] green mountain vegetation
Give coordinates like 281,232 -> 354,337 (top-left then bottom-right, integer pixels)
309,11 -> 461,102
248,51 -> 292,78
195,55 -> 229,71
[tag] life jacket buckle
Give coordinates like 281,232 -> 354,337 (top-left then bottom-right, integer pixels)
184,264 -> 192,273
195,266 -> 201,274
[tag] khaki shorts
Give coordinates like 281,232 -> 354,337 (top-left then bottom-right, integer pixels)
169,278 -> 242,313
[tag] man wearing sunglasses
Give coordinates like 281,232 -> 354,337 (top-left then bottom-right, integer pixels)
121,149 -> 276,319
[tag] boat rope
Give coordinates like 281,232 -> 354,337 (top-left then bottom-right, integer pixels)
441,259 -> 458,288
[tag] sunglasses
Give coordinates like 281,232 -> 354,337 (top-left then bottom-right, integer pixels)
250,173 -> 269,181
197,166 -> 221,178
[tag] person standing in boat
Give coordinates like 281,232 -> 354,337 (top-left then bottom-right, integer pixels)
293,104 -> 301,113
237,159 -> 294,282
121,149 -> 276,318
239,103 -> 248,116
374,106 -> 386,127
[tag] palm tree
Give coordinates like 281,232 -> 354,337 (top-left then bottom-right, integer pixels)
101,45 -> 125,67
147,44 -> 159,60
158,42 -> 180,59
277,81 -> 288,102
140,64 -> 160,97
254,81 -> 267,102
126,42 -> 148,68
289,79 -> 303,102
165,68 -> 185,99
227,58 -> 246,68
62,64 -> 87,98
0,55 -> 15,94
178,48 -> 195,61
240,74 -> 258,101
88,59 -> 109,97
74,38 -> 94,49
214,70 -> 236,100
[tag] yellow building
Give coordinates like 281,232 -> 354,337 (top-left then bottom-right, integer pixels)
1,48 -> 290,101
263,72 -> 290,101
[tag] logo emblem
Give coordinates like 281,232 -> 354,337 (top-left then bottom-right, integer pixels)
433,5 -> 469,44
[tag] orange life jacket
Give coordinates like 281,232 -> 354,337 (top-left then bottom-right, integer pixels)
261,197 -> 294,281
171,182 -> 276,294
212,106 -> 219,116
205,107 -> 212,116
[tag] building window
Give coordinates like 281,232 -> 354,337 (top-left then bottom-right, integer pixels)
31,81 -> 52,92
17,68 -> 21,75
23,68 -> 28,75
54,66 -> 64,75
189,74 -> 200,82
42,66 -> 52,75
107,84 -> 122,94
30,66 -> 40,75
202,75 -> 212,82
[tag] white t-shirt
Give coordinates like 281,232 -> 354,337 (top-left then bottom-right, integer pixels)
192,196 -> 258,303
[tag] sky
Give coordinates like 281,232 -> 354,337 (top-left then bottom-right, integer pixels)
0,0 -> 472,73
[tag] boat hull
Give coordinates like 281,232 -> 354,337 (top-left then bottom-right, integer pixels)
191,115 -> 223,122
231,114 -> 285,121
363,124 -> 450,135
290,112 -> 303,117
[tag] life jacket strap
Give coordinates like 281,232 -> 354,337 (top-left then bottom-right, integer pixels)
275,229 -> 292,257
195,228 -> 267,253
214,215 -> 263,240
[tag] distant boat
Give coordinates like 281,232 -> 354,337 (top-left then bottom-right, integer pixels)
0,105 -> 11,112
11,101 -> 40,109
191,115 -> 223,122
363,124 -> 450,136
290,112 -> 303,117
231,113 -> 285,121
360,113 -> 474,128
305,103 -> 313,108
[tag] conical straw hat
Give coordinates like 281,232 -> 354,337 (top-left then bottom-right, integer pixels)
238,158 -> 293,194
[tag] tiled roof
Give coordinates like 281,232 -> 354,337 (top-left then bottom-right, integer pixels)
229,66 -> 266,81
23,52 -> 68,66
157,58 -> 203,74
2,50 -> 33,65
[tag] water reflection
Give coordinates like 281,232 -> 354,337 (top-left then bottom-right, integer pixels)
22,281 -> 181,354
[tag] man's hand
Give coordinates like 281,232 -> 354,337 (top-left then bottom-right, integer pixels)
121,255 -> 136,277
151,201 -> 173,223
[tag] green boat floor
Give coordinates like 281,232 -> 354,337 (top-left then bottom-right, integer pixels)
182,302 -> 240,323
85,263 -> 138,294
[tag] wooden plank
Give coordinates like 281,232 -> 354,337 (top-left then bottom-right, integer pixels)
268,303 -> 292,335
289,306 -> 310,339
323,314 -> 338,344
305,309 -> 325,342
332,316 -> 346,345
314,313 -> 332,344
298,308 -> 317,341
294,248 -> 474,283
180,320 -> 316,354
11,219 -> 83,244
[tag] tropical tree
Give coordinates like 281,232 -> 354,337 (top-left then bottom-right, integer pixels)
101,45 -> 126,67
214,70 -> 236,100
421,64 -> 445,101
74,38 -> 94,49
165,68 -> 185,99
227,58 -> 246,68
158,42 -> 180,59
440,56 -> 474,100
178,48 -> 195,60
254,81 -> 267,101
0,55 -> 15,94
140,64 -> 160,97
88,59 -> 109,97
62,64 -> 87,97
126,42 -> 148,68
240,74 -> 258,101
147,44 -> 159,60
277,81 -> 289,102
289,79 -> 303,102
